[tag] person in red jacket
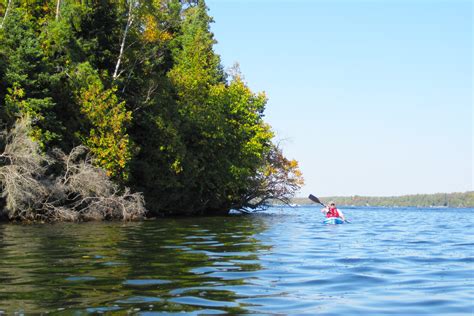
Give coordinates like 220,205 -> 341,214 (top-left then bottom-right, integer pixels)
321,201 -> 345,221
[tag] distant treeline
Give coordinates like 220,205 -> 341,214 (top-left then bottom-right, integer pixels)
291,192 -> 474,208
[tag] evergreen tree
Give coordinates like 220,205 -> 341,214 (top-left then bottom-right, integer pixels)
0,6 -> 61,147
0,0 -> 303,218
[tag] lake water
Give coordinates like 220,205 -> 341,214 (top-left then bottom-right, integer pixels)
0,206 -> 473,315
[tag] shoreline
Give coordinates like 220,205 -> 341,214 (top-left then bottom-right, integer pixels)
287,191 -> 474,208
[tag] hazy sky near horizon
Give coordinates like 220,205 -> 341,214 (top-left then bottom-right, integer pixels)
207,0 -> 472,197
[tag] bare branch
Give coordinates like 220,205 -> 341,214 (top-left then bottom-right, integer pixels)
0,117 -> 147,222
233,144 -> 304,212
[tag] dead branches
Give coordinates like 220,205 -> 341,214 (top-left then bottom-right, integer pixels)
0,119 -> 51,217
236,145 -> 304,211
0,118 -> 146,222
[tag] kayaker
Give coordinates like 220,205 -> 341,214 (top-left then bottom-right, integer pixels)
321,201 -> 346,221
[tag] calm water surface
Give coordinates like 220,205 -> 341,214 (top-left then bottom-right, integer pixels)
0,206 -> 473,315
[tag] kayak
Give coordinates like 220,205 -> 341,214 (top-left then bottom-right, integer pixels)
324,217 -> 344,225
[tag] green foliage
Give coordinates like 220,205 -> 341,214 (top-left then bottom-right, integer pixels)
0,7 -> 61,147
0,0 -> 303,217
72,62 -> 132,180
168,1 -> 224,102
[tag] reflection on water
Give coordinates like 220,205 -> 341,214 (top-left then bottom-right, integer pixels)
0,207 -> 473,315
0,216 -> 269,314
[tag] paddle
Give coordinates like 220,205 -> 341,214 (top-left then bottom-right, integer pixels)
308,194 -> 326,207
308,194 -> 351,223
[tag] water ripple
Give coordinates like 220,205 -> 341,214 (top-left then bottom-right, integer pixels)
0,206 -> 472,315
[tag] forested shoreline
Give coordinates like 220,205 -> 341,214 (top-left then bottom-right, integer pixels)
0,0 -> 303,221
291,191 -> 474,208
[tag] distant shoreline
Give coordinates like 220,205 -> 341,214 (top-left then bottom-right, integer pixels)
288,191 -> 474,208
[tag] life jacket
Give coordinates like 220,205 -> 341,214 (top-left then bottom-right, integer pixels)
326,207 -> 340,218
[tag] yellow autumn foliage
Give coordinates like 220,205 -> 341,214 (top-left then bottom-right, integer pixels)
76,74 -> 132,180
143,14 -> 173,43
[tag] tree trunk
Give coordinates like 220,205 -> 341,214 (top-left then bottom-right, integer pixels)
113,0 -> 135,81
0,0 -> 13,29
55,0 -> 61,20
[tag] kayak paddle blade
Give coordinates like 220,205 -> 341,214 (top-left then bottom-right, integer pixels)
308,194 -> 325,206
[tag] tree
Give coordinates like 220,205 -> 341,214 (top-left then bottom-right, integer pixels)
0,6 -> 62,148
71,62 -> 132,180
154,1 -> 302,215
0,0 -> 304,219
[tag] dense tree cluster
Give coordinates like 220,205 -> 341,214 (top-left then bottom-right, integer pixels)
0,0 -> 303,218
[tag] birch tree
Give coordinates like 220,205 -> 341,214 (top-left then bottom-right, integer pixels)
113,0 -> 136,80
0,0 -> 13,29
55,0 -> 61,20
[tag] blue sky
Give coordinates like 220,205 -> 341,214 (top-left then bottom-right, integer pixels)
207,0 -> 472,197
